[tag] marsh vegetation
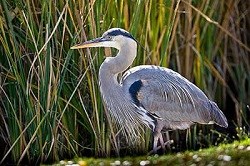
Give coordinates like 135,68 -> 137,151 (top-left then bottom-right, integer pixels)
0,0 -> 249,164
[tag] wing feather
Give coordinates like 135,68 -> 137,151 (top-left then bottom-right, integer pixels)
121,65 -> 228,128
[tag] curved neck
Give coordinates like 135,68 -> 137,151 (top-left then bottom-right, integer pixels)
97,39 -> 145,142
99,40 -> 137,84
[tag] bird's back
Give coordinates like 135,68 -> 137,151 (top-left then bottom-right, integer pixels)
121,65 -> 228,129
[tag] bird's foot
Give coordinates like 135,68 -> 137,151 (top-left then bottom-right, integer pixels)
148,139 -> 174,155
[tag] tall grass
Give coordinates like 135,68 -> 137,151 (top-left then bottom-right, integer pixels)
0,0 -> 249,164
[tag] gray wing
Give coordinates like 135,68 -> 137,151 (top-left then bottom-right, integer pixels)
121,65 -> 228,128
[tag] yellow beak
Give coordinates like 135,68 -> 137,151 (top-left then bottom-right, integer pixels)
70,37 -> 106,49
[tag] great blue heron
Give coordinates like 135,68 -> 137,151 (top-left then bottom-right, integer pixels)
71,28 -> 228,152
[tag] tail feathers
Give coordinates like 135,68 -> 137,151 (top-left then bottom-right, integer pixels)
209,101 -> 228,128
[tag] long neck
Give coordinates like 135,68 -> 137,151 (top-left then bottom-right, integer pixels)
99,41 -> 137,85
98,41 -> 149,143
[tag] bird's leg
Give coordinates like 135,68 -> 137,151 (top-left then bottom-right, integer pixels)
152,131 -> 167,153
149,130 -> 174,155
153,121 -> 165,153
158,132 -> 166,151
153,131 -> 160,153
165,131 -> 171,150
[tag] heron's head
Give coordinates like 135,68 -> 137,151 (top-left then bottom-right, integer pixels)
71,28 -> 137,50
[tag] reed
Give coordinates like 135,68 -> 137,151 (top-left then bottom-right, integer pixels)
0,0 -> 249,164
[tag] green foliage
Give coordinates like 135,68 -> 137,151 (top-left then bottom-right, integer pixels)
52,138 -> 250,166
0,0 -> 249,164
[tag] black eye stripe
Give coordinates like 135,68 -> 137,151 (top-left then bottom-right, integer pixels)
105,29 -> 136,41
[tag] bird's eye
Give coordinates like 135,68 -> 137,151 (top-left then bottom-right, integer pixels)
106,35 -> 112,40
